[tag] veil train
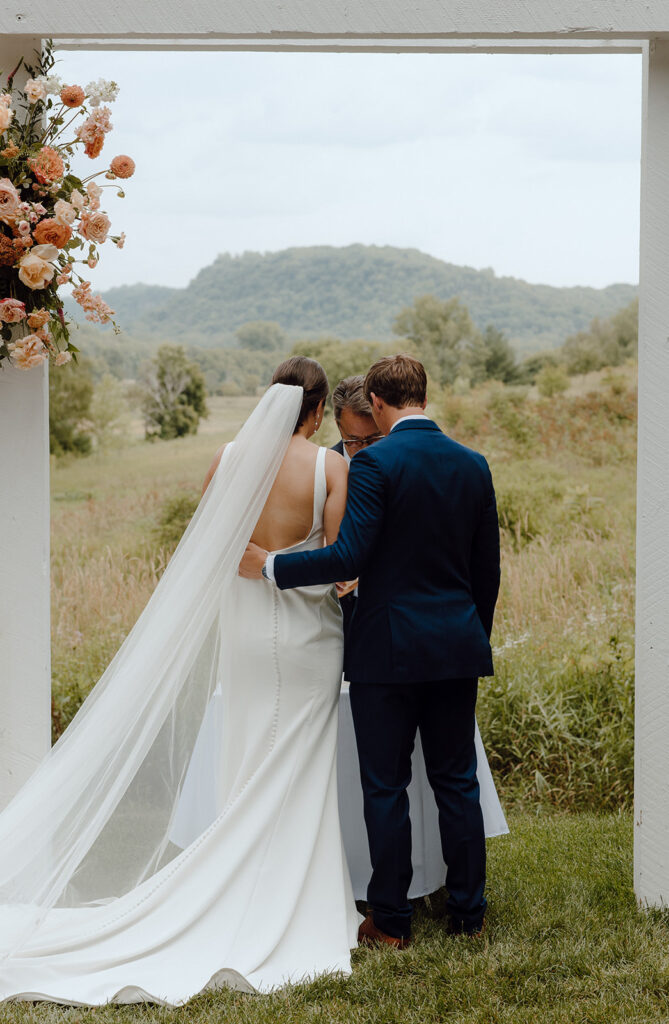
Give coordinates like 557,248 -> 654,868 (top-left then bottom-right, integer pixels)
0,383 -> 303,959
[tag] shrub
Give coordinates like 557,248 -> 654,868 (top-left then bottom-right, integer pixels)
536,363 -> 570,398
153,491 -> 199,552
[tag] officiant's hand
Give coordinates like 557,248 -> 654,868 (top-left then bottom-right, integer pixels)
239,542 -> 269,579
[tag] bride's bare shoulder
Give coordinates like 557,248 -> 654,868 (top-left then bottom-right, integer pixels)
325,448 -> 348,491
201,443 -> 229,496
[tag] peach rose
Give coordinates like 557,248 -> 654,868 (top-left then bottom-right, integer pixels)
86,181 -> 102,210
0,298 -> 27,324
60,85 -> 85,108
18,251 -> 55,290
54,350 -> 72,366
0,144 -> 19,159
33,218 -> 72,248
0,178 -> 21,224
28,146 -> 65,185
7,334 -> 48,369
70,190 -> 85,211
24,79 -> 47,104
110,154 -> 135,179
54,199 -> 76,226
0,105 -> 13,132
79,210 -> 110,244
27,308 -> 51,329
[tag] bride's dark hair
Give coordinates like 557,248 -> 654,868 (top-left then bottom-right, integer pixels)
271,356 -> 329,432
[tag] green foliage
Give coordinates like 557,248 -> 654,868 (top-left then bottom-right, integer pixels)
563,299 -> 638,375
88,374 -> 132,449
153,491 -> 199,552
49,359 -> 95,456
480,630 -> 634,810
140,344 -> 209,440
67,244 -> 637,354
468,324 -> 521,385
291,337 -> 387,390
486,386 -> 537,453
536,363 -> 570,397
393,294 -> 480,387
235,320 -> 287,351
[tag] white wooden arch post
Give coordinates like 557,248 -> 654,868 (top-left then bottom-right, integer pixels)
2,1 -> 669,905
0,34 -> 51,809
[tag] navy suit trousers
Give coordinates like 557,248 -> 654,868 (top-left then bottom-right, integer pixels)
349,678 -> 486,938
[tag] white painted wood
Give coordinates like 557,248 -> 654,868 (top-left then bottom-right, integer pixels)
57,37 -> 642,54
2,0 -> 669,42
0,35 -> 51,810
634,39 -> 669,907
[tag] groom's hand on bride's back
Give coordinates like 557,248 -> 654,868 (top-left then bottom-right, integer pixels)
239,542 -> 268,579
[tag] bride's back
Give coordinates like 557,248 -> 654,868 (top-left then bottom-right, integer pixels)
250,437 -> 319,552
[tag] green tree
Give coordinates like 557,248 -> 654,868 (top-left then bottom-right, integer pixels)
467,325 -> 520,385
392,294 -> 480,387
89,374 -> 132,449
140,344 -> 209,440
235,320 -> 287,352
290,338 -> 386,390
562,299 -> 638,375
536,363 -> 570,398
49,360 -> 95,456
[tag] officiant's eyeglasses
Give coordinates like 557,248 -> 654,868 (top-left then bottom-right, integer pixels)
341,434 -> 384,452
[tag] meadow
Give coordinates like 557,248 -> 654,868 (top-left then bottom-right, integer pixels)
51,369 -> 637,812
41,367 -> 650,1024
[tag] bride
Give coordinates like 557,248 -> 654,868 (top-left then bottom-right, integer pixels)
0,356 -> 359,1005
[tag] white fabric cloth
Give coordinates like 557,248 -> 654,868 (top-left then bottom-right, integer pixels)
337,684 -> 508,900
0,394 -> 360,1005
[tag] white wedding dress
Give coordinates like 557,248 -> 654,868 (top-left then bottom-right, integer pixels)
0,386 -> 359,1005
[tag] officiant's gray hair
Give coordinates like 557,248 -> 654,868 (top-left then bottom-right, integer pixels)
332,375 -> 374,423
271,356 -> 329,432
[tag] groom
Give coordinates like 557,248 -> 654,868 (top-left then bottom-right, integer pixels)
241,354 -> 500,946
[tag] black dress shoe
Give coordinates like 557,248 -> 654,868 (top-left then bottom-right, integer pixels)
445,917 -> 486,938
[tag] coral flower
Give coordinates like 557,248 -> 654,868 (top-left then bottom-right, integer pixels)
33,218 -> 72,248
110,155 -> 135,179
7,334 -> 48,369
27,308 -> 51,330
0,298 -> 27,324
60,85 -> 85,108
28,146 -> 65,185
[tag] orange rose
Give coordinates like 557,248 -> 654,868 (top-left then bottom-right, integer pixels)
33,218 -> 72,248
28,146 -> 65,184
60,85 -> 85,108
110,155 -> 135,179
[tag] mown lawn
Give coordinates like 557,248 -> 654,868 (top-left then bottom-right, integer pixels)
3,813 -> 668,1024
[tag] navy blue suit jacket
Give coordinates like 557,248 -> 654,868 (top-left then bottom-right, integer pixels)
275,419 -> 500,684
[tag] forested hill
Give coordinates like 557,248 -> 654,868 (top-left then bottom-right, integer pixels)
99,245 -> 637,354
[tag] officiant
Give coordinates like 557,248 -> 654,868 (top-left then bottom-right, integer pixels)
331,376 -> 384,635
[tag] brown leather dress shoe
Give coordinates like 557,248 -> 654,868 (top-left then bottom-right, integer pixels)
358,913 -> 411,950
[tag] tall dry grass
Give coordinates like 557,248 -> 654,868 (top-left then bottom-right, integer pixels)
51,383 -> 637,809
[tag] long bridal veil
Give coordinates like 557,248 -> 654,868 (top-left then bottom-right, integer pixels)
0,383 -> 303,958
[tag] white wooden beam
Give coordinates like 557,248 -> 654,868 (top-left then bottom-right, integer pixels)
1,0 -> 669,42
55,37 -> 643,54
635,39 -> 669,907
0,35 -> 51,809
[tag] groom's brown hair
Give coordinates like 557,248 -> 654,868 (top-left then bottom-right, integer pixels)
364,354 -> 427,408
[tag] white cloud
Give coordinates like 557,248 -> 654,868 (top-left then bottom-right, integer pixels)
55,49 -> 642,290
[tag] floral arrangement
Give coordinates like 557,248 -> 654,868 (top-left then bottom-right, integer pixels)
0,41 -> 133,371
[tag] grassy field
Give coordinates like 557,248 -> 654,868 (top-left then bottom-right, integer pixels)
4,813 -> 669,1024
36,370 -> 649,1021
51,370 -> 637,810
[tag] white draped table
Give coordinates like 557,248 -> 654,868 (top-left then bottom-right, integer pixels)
337,683 -> 509,901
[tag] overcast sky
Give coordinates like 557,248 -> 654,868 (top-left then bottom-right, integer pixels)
54,49 -> 642,292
